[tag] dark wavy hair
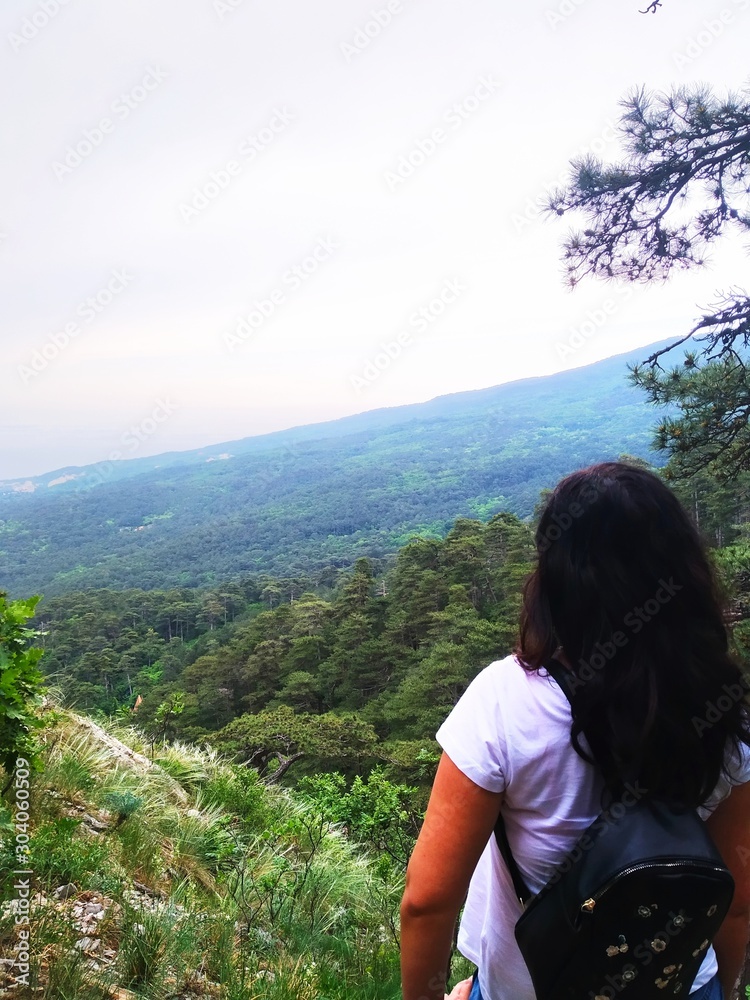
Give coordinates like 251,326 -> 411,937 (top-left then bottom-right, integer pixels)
516,461 -> 750,808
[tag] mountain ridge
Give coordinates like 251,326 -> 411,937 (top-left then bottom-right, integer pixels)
0,337 -> 680,497
0,337 -> 681,597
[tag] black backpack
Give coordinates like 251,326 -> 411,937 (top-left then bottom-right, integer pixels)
493,657 -> 734,1000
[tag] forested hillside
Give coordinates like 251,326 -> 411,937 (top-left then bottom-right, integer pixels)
0,341 -> 677,598
34,513 -> 534,773
6,468 -> 750,998
2,513 -> 539,996
32,465 -> 750,779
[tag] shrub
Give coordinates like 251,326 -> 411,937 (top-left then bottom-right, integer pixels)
203,763 -> 270,831
118,905 -> 171,992
0,594 -> 45,785
28,816 -> 112,889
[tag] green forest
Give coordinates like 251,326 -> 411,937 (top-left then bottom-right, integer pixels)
4,76 -> 750,999
3,461 -> 750,998
33,511 -> 534,760
28,460 -> 750,753
0,340 -> 675,598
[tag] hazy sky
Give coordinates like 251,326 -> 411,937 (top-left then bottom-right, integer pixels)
2,0 -> 749,478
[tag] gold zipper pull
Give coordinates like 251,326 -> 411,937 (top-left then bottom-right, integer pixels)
581,897 -> 596,913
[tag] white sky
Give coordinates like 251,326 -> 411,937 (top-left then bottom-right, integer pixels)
2,0 -> 749,479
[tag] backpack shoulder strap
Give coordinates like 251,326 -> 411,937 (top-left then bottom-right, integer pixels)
493,806 -> 533,907
543,656 -> 574,700
493,655 -> 615,906
493,656 -> 571,907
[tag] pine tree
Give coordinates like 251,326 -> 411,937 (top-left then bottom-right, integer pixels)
549,83 -> 750,482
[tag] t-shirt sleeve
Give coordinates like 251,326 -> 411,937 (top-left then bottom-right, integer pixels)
435,661 -> 507,794
698,736 -> 750,819
726,738 -> 750,785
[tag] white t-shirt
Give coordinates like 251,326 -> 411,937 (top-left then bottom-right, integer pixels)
435,654 -> 750,1000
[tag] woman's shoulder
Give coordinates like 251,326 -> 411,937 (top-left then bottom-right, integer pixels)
475,653 -> 566,699
454,653 -> 570,733
475,652 -> 546,683
435,652 -> 583,796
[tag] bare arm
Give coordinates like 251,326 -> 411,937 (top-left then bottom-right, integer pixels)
704,780 -> 750,997
400,752 -> 504,1000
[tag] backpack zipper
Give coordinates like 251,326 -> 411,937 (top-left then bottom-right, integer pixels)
579,861 -> 730,914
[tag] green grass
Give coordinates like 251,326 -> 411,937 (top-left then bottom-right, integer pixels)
0,707 -> 410,999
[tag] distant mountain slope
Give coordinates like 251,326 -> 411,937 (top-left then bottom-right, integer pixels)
0,340 -> 678,597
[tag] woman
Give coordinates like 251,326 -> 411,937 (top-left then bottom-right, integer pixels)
401,462 -> 750,1000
